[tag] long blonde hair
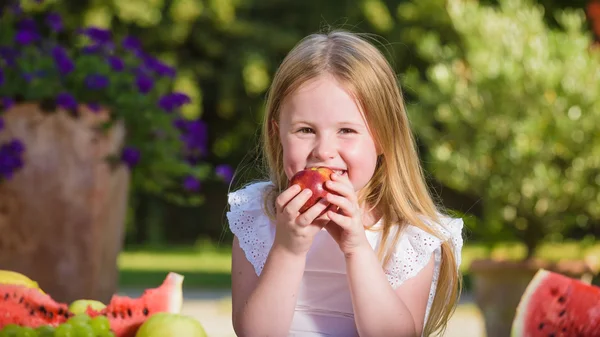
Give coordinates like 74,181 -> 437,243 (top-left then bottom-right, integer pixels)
259,30 -> 462,336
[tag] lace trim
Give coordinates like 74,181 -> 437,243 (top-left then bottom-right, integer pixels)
226,181 -> 274,276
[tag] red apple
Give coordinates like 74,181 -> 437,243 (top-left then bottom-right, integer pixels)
289,167 -> 336,213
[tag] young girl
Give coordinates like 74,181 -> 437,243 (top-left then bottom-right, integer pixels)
227,30 -> 464,337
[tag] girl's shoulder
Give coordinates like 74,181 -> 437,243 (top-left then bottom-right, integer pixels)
226,181 -> 276,276
374,215 -> 464,288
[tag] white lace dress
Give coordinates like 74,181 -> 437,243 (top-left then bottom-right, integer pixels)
227,182 -> 464,337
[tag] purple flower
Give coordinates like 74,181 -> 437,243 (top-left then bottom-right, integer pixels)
181,119 -> 208,152
107,56 -> 124,71
80,27 -> 112,45
81,44 -> 103,54
85,74 -> 109,90
87,103 -> 101,112
52,47 -> 74,74
15,30 -> 39,45
17,18 -> 37,31
143,55 -> 176,78
0,68 -> 3,86
0,139 -> 25,180
1,97 -> 14,110
158,92 -> 191,113
135,73 -> 154,94
215,164 -> 234,183
56,92 -> 77,110
183,175 -> 201,191
122,36 -> 142,51
121,146 -> 140,168
0,47 -> 16,66
45,12 -> 63,32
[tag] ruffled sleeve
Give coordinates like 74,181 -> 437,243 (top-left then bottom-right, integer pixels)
383,215 -> 464,288
226,181 -> 276,277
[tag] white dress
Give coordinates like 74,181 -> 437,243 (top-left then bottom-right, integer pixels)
227,182 -> 464,337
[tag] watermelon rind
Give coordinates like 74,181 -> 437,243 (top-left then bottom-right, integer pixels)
510,268 -> 550,337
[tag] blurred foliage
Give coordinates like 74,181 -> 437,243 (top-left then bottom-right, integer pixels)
31,0 -> 597,245
404,0 -> 600,257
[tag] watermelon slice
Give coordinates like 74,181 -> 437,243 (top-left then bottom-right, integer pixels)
511,269 -> 600,337
87,272 -> 184,337
0,284 -> 71,328
0,272 -> 184,337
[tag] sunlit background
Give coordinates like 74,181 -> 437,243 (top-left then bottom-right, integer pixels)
1,0 -> 599,336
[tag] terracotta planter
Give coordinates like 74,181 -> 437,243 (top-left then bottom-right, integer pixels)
469,258 -> 595,337
0,103 -> 130,303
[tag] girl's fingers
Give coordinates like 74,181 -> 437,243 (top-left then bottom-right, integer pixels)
325,192 -> 356,216
284,188 -> 313,215
275,184 -> 302,213
325,179 -> 356,202
296,199 -> 329,226
327,210 -> 350,229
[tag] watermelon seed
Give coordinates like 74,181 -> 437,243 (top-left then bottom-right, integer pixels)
58,308 -> 64,315
29,309 -> 35,316
3,293 -> 8,300
142,308 -> 149,316
127,308 -> 132,317
48,311 -> 53,319
548,333 -> 555,337
558,309 -> 566,317
19,297 -> 24,303
112,312 -> 117,318
550,287 -> 559,296
558,296 -> 566,304
538,323 -> 544,330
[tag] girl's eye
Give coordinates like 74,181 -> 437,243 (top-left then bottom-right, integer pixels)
339,128 -> 356,134
297,127 -> 314,134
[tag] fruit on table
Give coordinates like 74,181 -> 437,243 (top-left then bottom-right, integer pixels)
511,268 -> 600,336
135,312 -> 207,337
0,269 -> 45,293
0,272 -> 184,337
69,299 -> 107,315
0,283 -> 71,328
289,167 -> 337,213
86,272 -> 184,337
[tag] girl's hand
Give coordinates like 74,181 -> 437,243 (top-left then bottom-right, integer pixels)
273,184 -> 329,256
323,173 -> 371,257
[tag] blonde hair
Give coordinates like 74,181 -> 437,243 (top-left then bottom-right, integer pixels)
259,30 -> 462,336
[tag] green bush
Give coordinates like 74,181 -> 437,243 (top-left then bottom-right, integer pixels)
404,0 -> 600,258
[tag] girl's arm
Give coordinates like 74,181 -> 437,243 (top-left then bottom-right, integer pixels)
345,246 -> 435,337
231,237 -> 307,337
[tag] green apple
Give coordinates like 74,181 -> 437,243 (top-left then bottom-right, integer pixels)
135,313 -> 207,337
68,299 -> 106,314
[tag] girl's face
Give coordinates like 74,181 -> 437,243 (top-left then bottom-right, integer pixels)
277,74 -> 380,193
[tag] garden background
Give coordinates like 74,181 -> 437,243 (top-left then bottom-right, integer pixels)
1,0 -> 599,336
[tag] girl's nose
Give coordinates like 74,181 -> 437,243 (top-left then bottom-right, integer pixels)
312,138 -> 336,160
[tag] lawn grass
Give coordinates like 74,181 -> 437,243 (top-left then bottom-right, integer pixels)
118,240 -> 600,289
118,243 -> 232,289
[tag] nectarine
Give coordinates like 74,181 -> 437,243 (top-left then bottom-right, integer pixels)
289,167 -> 336,213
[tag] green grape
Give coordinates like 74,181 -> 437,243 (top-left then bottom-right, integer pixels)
72,324 -> 94,337
0,324 -> 21,337
88,316 -> 110,333
68,314 -> 91,325
54,323 -> 74,337
95,331 -> 115,337
35,326 -> 55,337
16,327 -> 36,337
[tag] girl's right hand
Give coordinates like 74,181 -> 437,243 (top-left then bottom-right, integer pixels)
273,184 -> 329,256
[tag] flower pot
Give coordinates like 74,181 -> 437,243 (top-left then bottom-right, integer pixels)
0,103 -> 129,304
469,258 -> 595,337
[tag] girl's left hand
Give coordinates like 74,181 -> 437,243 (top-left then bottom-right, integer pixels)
323,172 -> 371,257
